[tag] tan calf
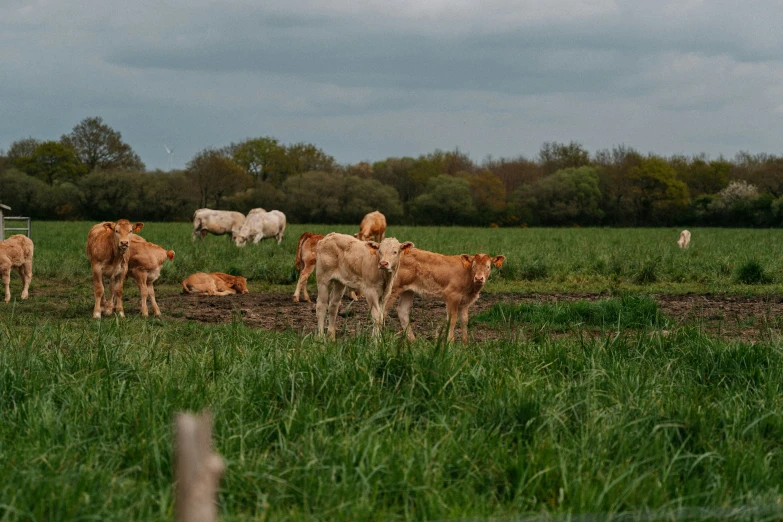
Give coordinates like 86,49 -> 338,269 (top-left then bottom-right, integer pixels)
0,234 -> 34,303
316,233 -> 413,339
182,272 -> 249,296
355,211 -> 387,242
86,220 -> 143,318
127,235 -> 175,317
294,232 -> 359,303
388,249 -> 505,342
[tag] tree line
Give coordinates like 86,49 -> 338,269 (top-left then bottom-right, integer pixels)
2,117 -> 783,227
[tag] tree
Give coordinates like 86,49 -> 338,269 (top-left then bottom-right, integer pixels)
341,176 -> 403,222
539,141 -> 590,175
483,155 -> 544,196
410,175 -> 476,225
228,137 -> 288,186
629,156 -> 690,224
19,141 -> 86,185
281,171 -> 344,223
514,167 -> 604,226
594,145 -> 642,226
284,143 -> 336,176
466,170 -> 506,221
6,137 -> 41,161
186,149 -> 252,208
61,117 -> 145,172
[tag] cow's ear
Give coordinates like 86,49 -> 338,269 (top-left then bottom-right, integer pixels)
353,232 -> 360,239
133,222 -> 144,233
492,255 -> 506,268
401,241 -> 414,255
460,254 -> 472,268
103,222 -> 116,231
366,241 -> 379,254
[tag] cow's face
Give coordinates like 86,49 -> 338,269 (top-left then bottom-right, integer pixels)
106,220 -> 143,251
234,234 -> 248,247
232,276 -> 249,294
461,254 -> 505,287
368,239 -> 414,272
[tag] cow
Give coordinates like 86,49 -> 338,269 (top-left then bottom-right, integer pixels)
182,272 -> 249,296
86,220 -> 144,318
355,211 -> 387,242
388,249 -> 505,342
126,235 -> 175,317
0,234 -> 34,303
293,232 -> 358,303
315,233 -> 413,339
678,230 -> 691,249
234,210 -> 286,247
191,209 -> 245,241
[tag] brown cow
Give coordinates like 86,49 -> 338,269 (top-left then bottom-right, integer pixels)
0,234 -> 34,303
355,211 -> 387,242
316,233 -> 413,339
294,232 -> 360,303
388,249 -> 505,342
127,235 -> 175,317
86,220 -> 144,319
182,272 -> 249,296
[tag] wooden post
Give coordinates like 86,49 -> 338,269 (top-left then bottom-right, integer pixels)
175,411 -> 225,522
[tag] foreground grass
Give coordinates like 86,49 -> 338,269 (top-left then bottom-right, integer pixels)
2,310 -> 783,520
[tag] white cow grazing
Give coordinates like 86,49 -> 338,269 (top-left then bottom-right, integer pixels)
234,210 -> 286,247
677,230 -> 691,249
192,209 -> 246,241
315,233 -> 413,339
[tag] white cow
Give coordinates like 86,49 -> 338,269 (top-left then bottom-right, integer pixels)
234,210 -> 286,246
192,209 -> 245,241
677,230 -> 691,249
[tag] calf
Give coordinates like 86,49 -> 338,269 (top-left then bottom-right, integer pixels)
234,210 -> 286,247
182,272 -> 249,296
316,233 -> 413,339
86,220 -> 143,318
388,249 -> 505,342
127,235 -> 175,317
294,232 -> 358,302
355,211 -> 387,242
0,234 -> 34,303
678,230 -> 691,249
192,209 -> 245,241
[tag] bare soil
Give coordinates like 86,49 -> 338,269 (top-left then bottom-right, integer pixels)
156,291 -> 783,342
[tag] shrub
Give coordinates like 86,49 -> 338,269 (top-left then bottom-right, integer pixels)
735,259 -> 771,284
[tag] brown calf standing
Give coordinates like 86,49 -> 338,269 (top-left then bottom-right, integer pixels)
388,249 -> 505,342
127,235 -> 175,317
294,232 -> 359,303
355,211 -> 387,242
182,272 -> 249,296
0,234 -> 34,303
86,220 -> 143,319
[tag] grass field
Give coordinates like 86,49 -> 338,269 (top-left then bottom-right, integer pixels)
2,222 -> 783,521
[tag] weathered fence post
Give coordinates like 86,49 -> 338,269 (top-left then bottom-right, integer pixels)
174,411 -> 225,522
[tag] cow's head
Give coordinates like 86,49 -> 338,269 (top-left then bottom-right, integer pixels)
460,254 -> 505,287
105,219 -> 143,251
234,234 -> 248,247
230,276 -> 249,294
367,238 -> 414,272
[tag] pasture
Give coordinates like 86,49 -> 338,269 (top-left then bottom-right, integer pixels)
2,222 -> 783,521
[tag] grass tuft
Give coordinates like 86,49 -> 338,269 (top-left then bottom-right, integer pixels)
735,259 -> 772,284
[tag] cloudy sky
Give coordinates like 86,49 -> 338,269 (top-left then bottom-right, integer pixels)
2,0 -> 782,170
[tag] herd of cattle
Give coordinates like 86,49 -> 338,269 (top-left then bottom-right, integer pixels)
0,211 -> 692,342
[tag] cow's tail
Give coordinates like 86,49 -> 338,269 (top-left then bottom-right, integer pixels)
167,250 -> 175,261
295,232 -> 313,272
182,280 -> 191,294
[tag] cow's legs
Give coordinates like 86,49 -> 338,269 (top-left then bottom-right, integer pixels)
327,281 -> 346,340
1,267 -> 10,303
396,290 -> 416,341
368,292 -> 385,338
294,263 -> 316,302
459,306 -> 470,343
148,278 -> 161,317
136,272 -> 149,317
91,266 -> 105,318
201,230 -> 208,240
111,272 -> 125,318
445,299 -> 459,342
316,278 -> 331,337
18,261 -> 32,299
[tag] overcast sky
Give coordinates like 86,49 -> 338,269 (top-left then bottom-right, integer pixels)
2,0 -> 782,170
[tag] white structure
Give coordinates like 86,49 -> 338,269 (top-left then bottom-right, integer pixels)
0,203 -> 31,240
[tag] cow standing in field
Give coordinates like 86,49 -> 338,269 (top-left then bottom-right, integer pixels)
234,210 -> 286,246
316,233 -> 413,339
0,234 -> 34,303
191,209 -> 246,241
388,249 -> 505,342
293,232 -> 358,303
127,235 -> 175,317
86,220 -> 143,318
182,272 -> 249,295
678,230 -> 691,249
355,211 -> 387,242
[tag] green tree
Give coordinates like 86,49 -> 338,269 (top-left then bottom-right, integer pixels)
629,156 -> 690,224
284,143 -> 336,177
61,117 -> 145,172
539,141 -> 590,175
281,171 -> 343,223
228,137 -> 288,186
514,167 -> 604,226
410,175 -> 476,225
18,141 -> 86,185
594,145 -> 643,226
341,176 -> 403,223
466,170 -> 506,222
186,149 -> 252,208
6,138 -> 41,162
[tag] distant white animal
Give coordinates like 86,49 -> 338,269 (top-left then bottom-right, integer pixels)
234,210 -> 286,247
192,209 -> 246,241
677,230 -> 691,249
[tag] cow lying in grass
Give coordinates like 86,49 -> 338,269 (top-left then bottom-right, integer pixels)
182,272 -> 249,296
388,249 -> 505,342
0,234 -> 34,303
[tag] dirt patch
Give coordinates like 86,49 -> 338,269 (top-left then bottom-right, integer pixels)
157,291 -> 783,342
